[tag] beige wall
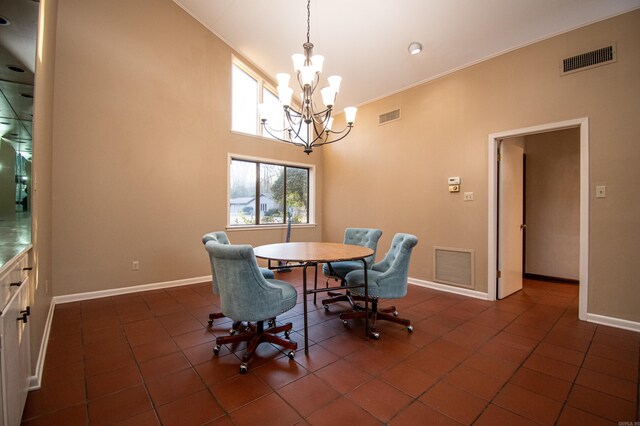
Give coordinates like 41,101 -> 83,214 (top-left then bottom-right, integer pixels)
49,0 -> 323,296
42,2 -> 640,325
322,11 -> 640,322
525,129 -> 580,280
30,0 -> 58,374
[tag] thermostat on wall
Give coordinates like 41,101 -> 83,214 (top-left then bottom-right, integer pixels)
448,177 -> 461,193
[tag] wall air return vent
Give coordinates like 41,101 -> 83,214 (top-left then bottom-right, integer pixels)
433,247 -> 474,289
378,109 -> 401,125
561,44 -> 616,76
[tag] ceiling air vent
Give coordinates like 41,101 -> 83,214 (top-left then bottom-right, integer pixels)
378,109 -> 401,125
561,44 -> 616,76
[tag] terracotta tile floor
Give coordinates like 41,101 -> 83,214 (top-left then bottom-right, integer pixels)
22,271 -> 640,425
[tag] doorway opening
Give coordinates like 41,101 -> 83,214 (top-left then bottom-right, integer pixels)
487,118 -> 589,320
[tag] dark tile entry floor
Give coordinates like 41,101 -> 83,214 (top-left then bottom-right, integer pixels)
22,270 -> 639,425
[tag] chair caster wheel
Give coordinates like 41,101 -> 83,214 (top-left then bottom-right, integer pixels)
239,363 -> 248,374
407,325 -> 414,333
342,320 -> 348,326
371,332 -> 380,340
284,330 -> 291,338
229,329 -> 236,335
213,345 -> 221,355
323,304 -> 329,311
268,318 -> 276,328
393,311 -> 399,317
287,350 -> 295,360
208,319 -> 214,326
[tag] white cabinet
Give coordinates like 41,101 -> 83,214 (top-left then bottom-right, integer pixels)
0,251 -> 31,426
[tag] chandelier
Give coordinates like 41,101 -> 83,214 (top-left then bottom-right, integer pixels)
258,0 -> 357,154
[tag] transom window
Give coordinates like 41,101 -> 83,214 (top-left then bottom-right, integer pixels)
229,157 -> 311,226
231,58 -> 284,140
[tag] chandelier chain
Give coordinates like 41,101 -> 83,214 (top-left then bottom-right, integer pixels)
306,0 -> 311,44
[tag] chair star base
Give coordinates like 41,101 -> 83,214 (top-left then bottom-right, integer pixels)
321,288 -> 358,311
213,320 -> 297,373
340,298 -> 413,339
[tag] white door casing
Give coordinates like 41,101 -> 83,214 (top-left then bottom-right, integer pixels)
487,117 -> 589,321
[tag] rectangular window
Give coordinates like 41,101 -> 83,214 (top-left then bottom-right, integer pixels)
229,157 -> 311,226
231,58 -> 285,139
231,63 -> 258,135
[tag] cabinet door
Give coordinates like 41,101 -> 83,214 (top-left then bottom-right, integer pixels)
1,279 -> 30,426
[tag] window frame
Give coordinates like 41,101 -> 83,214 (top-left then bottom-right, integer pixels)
227,153 -> 316,230
231,57 -> 283,140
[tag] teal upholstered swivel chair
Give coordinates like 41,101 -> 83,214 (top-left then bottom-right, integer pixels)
202,231 -> 274,327
205,241 -> 298,373
321,228 -> 382,309
340,233 -> 418,339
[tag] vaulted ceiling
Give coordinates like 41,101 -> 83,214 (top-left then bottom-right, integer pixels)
174,0 -> 640,109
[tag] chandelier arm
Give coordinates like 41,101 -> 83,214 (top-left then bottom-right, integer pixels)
287,116 -> 310,146
313,125 -> 353,147
310,108 -> 331,126
264,126 -> 307,148
284,110 -> 303,130
284,106 -> 303,118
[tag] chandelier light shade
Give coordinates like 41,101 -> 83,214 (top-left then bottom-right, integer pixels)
258,0 -> 357,154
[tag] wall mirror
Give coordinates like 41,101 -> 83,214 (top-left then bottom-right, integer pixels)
0,0 -> 38,267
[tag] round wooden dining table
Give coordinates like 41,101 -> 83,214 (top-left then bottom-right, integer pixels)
254,242 -> 373,353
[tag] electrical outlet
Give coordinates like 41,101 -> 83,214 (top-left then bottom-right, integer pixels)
132,261 -> 140,271
464,192 -> 474,201
596,186 -> 606,198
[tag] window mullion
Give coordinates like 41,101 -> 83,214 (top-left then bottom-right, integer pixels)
257,79 -> 263,137
283,167 -> 288,223
255,162 -> 260,225
306,168 -> 310,223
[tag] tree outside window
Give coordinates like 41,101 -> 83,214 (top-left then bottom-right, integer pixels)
229,158 -> 309,226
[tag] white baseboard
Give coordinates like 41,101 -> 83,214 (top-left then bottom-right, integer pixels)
586,312 -> 640,333
28,298 -> 56,390
408,277 -> 490,300
52,275 -> 212,304
28,275 -> 213,389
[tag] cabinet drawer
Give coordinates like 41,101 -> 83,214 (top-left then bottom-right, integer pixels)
0,250 -> 32,311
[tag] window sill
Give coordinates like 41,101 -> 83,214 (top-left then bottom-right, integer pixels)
226,223 -> 317,232
230,129 -> 292,145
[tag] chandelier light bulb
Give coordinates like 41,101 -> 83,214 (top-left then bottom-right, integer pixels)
320,86 -> 336,107
326,117 -> 334,131
327,75 -> 342,93
311,55 -> 324,73
300,66 -> 315,86
292,54 -> 305,71
276,73 -> 291,87
277,86 -> 293,107
344,107 -> 358,124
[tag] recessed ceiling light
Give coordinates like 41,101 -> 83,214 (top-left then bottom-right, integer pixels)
7,65 -> 25,73
408,42 -> 422,55
0,16 -> 10,26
